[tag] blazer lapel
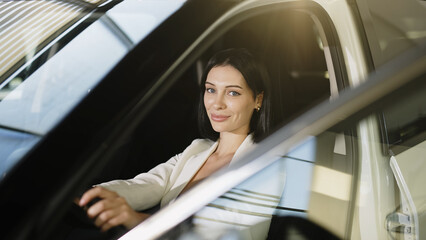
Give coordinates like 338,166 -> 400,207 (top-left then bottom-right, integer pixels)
161,134 -> 254,206
161,141 -> 218,205
228,134 -> 255,168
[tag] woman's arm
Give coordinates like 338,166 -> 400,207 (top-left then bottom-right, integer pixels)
97,154 -> 180,210
76,155 -> 181,231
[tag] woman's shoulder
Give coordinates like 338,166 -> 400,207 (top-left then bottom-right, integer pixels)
175,139 -> 215,162
178,138 -> 215,156
187,138 -> 215,149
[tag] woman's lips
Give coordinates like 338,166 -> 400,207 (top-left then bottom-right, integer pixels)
211,114 -> 230,122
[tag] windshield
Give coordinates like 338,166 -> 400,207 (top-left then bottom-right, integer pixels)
0,0 -> 185,179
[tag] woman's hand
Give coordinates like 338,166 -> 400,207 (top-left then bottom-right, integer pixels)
79,186 -> 150,232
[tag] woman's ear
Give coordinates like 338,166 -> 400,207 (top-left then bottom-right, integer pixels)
256,91 -> 264,109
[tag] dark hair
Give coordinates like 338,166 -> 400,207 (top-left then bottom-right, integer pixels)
198,48 -> 271,143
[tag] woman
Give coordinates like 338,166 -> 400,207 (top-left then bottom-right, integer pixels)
78,48 -> 271,233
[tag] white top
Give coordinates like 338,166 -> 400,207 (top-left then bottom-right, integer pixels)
99,134 -> 255,210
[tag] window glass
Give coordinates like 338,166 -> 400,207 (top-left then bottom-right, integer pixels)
0,0 -> 185,179
383,85 -> 426,155
0,19 -> 128,135
107,0 -> 186,44
192,159 -> 287,239
189,138 -> 321,239
354,0 -> 426,67
158,129 -> 353,239
0,0 -> 85,81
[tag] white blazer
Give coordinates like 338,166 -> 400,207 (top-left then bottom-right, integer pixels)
99,135 -> 255,211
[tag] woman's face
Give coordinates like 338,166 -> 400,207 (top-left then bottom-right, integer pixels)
204,65 -> 263,136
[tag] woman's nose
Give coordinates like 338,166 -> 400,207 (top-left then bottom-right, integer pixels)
213,94 -> 226,110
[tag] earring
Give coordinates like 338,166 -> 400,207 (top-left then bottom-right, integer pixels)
256,106 -> 261,112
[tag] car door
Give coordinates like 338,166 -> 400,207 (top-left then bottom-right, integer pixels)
119,44 -> 426,240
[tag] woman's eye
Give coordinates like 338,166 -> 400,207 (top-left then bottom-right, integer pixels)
228,91 -> 240,96
206,88 -> 215,93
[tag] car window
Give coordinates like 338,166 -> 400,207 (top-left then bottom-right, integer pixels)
0,0 -> 185,180
354,0 -> 426,68
112,4 -> 343,181
144,60 -> 426,240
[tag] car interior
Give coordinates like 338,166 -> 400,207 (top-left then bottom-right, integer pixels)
92,10 -> 332,184
57,7 -> 336,239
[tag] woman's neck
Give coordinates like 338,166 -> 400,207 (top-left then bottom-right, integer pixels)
215,133 -> 248,157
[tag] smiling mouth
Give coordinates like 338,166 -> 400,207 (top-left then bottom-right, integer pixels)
211,114 -> 230,122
